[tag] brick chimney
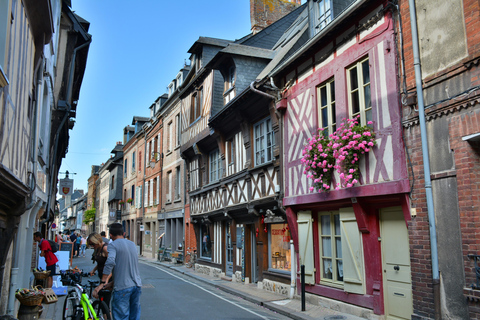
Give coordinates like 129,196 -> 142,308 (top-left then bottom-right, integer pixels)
250,0 -> 301,34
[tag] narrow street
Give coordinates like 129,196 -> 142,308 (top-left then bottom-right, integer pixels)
57,249 -> 291,320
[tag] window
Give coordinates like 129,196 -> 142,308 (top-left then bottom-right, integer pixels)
131,185 -> 135,202
226,138 -> 235,175
124,160 -> 128,177
175,114 -> 181,146
138,152 -> 142,172
200,224 -> 212,259
166,171 -> 172,202
317,0 -> 332,31
111,175 -> 115,190
167,122 -> 173,152
347,58 -> 371,126
195,52 -> 202,72
319,211 -> 343,284
209,149 -> 222,183
318,79 -> 336,136
175,166 -> 181,200
254,118 -> 275,166
189,158 -> 200,191
132,152 -> 136,172
269,224 -> 291,272
190,88 -> 203,124
224,66 -> 236,104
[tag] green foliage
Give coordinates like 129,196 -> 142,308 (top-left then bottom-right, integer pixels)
83,208 -> 96,225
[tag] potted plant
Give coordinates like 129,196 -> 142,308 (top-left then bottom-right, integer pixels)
302,116 -> 376,191
119,200 -> 125,205
126,198 -> 133,204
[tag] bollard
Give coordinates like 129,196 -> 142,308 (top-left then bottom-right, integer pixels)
301,264 -> 305,311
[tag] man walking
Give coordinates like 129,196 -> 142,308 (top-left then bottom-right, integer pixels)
33,232 -> 58,288
94,223 -> 141,320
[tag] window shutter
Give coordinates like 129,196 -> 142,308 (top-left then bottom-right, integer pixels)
339,207 -> 365,294
157,134 -> 161,159
156,176 -> 160,205
135,186 -> 139,208
150,179 -> 153,206
139,185 -> 143,208
145,142 -> 151,161
297,210 -> 315,284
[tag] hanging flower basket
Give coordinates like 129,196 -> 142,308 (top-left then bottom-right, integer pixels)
119,200 -> 125,205
126,198 -> 133,204
302,116 -> 376,192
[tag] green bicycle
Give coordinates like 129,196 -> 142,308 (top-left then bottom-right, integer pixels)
62,276 -> 111,320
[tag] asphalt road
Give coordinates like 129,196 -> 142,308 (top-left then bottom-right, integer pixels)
70,249 -> 291,320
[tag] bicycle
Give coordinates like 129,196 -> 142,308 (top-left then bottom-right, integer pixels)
61,272 -> 111,320
185,250 -> 197,268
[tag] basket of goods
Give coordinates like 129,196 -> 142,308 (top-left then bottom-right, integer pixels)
33,268 -> 51,280
15,287 -> 45,306
37,286 -> 58,304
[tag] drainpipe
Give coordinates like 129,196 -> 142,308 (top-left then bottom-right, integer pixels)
41,38 -> 91,226
407,1 -> 440,318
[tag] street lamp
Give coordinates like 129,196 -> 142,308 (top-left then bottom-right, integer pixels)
149,152 -> 163,169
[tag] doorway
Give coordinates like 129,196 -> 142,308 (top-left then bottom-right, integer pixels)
250,226 -> 258,283
226,222 -> 233,277
380,207 -> 413,320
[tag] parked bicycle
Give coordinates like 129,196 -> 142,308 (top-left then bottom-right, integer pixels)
185,250 -> 197,268
61,271 -> 111,320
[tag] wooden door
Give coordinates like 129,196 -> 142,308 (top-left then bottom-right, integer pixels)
380,207 -> 413,320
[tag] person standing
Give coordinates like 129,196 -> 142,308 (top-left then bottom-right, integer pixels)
94,223 -> 141,320
80,235 -> 87,257
87,233 -> 108,279
33,232 -> 58,288
100,231 -> 110,244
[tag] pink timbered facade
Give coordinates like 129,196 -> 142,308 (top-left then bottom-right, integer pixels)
269,1 -> 413,318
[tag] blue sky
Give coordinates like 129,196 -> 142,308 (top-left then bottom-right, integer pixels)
59,1 -> 255,193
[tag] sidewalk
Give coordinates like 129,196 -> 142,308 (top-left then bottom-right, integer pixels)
139,257 -> 371,320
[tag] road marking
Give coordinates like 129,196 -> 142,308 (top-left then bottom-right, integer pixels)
140,261 -> 271,320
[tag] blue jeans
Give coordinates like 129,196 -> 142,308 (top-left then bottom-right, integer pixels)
80,244 -> 86,256
111,286 -> 141,320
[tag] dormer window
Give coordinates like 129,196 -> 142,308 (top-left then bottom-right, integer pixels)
176,73 -> 182,87
168,83 -> 174,97
224,66 -> 236,104
316,0 -> 332,32
195,53 -> 202,72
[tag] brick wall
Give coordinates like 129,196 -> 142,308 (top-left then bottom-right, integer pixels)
250,0 -> 301,34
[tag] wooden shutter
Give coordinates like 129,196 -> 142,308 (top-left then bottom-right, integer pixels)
149,179 -> 153,206
297,210 -> 315,284
156,176 -> 160,205
339,207 -> 365,294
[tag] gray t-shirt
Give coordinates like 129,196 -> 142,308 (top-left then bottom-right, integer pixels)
103,238 -> 142,291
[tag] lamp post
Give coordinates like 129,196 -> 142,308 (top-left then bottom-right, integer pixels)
149,152 -> 163,169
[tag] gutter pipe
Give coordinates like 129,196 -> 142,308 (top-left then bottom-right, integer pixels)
407,1 -> 440,318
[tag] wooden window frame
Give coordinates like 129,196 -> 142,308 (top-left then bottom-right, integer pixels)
317,78 -> 336,137
318,211 -> 343,288
254,117 -> 275,166
347,57 -> 372,126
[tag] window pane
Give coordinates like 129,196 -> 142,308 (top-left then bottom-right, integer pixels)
322,107 -> 328,128
364,84 -> 371,111
321,86 -> 327,106
322,237 -> 332,257
323,259 -> 333,279
321,215 -> 331,235
334,214 -> 341,235
362,60 -> 370,84
330,81 -> 335,102
270,224 -> 291,271
350,67 -> 358,90
337,260 -> 344,281
331,102 -> 336,127
335,237 -> 342,258
351,91 -> 360,115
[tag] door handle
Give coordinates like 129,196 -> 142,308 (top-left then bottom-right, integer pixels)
394,265 -> 400,271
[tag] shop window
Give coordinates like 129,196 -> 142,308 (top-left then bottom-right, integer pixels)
200,224 -> 212,259
269,224 -> 291,272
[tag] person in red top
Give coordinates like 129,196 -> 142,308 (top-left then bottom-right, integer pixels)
34,231 -> 58,288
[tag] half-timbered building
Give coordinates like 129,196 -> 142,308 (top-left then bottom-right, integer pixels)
0,0 -> 90,314
181,0 -> 303,289
260,0 -> 412,318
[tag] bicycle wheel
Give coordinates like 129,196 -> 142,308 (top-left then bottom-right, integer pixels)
63,291 -> 78,320
92,300 -> 111,320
